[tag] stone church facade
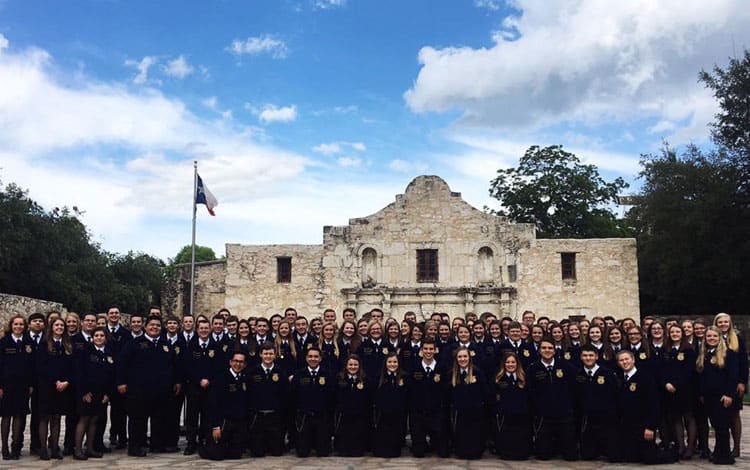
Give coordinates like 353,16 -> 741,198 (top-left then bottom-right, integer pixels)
167,176 -> 639,321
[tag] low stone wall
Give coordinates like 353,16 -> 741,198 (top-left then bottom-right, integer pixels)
0,293 -> 65,327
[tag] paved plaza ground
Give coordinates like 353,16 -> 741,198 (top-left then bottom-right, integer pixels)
8,410 -> 750,469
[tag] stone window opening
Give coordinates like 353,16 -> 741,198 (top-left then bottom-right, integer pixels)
417,249 -> 439,283
277,257 -> 292,283
361,248 -> 378,288
477,246 -> 494,285
507,264 -> 517,283
561,253 -> 576,281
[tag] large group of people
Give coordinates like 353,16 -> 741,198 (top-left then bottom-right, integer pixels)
0,305 -> 746,465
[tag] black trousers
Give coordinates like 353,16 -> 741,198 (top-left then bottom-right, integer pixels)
184,384 -> 209,446
295,411 -> 331,457
63,412 -> 77,450
410,409 -> 449,457
452,407 -> 484,460
334,411 -> 369,457
618,423 -> 657,463
533,415 -> 578,460
109,392 -> 128,445
706,394 -> 734,464
494,412 -> 531,460
372,409 -> 405,458
220,419 -> 247,459
579,414 -> 618,461
249,411 -> 285,457
165,391 -> 184,448
127,388 -> 170,452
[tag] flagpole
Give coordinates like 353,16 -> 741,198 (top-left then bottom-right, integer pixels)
189,160 -> 198,317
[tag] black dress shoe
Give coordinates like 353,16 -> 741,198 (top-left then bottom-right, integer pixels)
39,449 -> 51,460
128,448 -> 147,457
73,451 -> 88,460
183,444 -> 196,456
87,449 -> 104,458
63,446 -> 74,456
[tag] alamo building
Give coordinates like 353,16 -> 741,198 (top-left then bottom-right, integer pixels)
168,176 -> 639,321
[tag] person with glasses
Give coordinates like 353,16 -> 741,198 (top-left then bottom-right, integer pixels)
202,351 -> 249,460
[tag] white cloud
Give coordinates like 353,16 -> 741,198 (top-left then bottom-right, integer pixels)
314,0 -> 346,9
258,104 -> 297,123
163,55 -> 193,79
202,96 -> 218,109
229,35 -> 288,59
474,0 -> 501,10
125,56 -> 158,84
337,156 -> 361,167
0,34 -> 8,53
404,0 -> 750,145
0,42 -> 317,258
313,143 -> 341,155
389,159 -> 428,174
312,141 -> 366,155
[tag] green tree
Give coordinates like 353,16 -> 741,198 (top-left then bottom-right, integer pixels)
0,180 -> 165,313
173,245 -> 217,265
626,145 -> 750,315
699,49 -> 750,190
488,145 -> 629,238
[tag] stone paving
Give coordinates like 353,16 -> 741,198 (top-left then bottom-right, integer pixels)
7,410 -> 750,469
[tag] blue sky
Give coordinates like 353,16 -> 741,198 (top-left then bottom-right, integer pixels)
1,0 -> 748,260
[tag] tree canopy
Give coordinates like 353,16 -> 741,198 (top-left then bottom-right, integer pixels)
0,181 -> 164,313
488,145 -> 629,238
173,245 -> 218,265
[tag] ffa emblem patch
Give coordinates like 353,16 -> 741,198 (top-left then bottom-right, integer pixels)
25,345 -> 33,354
523,350 -> 530,357
249,351 -> 256,356
280,354 -> 285,359
469,350 -> 476,357
629,382 -> 637,392
396,348 -> 401,355
307,343 -> 312,349
418,351 -> 423,358
208,350 -> 215,358
318,377 -> 326,385
518,382 -> 525,389
564,352 -> 571,360
434,374 -> 441,383
175,346 -> 180,355
107,356 -> 114,364
677,353 -> 684,361
223,345 -> 228,352
639,352 -> 646,360
242,383 -> 247,391
597,376 -> 605,385
398,378 -> 404,387
435,347 -> 440,354
556,369 -> 564,378
469,376 -> 477,384
272,373 -> 279,382
382,347 -> 388,355
356,382 -> 364,390
163,345 -> 169,353
710,357 -> 717,365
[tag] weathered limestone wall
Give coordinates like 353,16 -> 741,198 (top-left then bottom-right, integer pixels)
165,260 -> 227,317
0,293 -> 65,326
224,244 -> 324,317
518,238 -> 640,320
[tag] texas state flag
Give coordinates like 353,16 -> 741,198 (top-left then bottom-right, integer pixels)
196,174 -> 218,216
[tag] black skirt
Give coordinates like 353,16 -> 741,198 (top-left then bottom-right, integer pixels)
38,383 -> 74,416
0,383 -> 30,417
